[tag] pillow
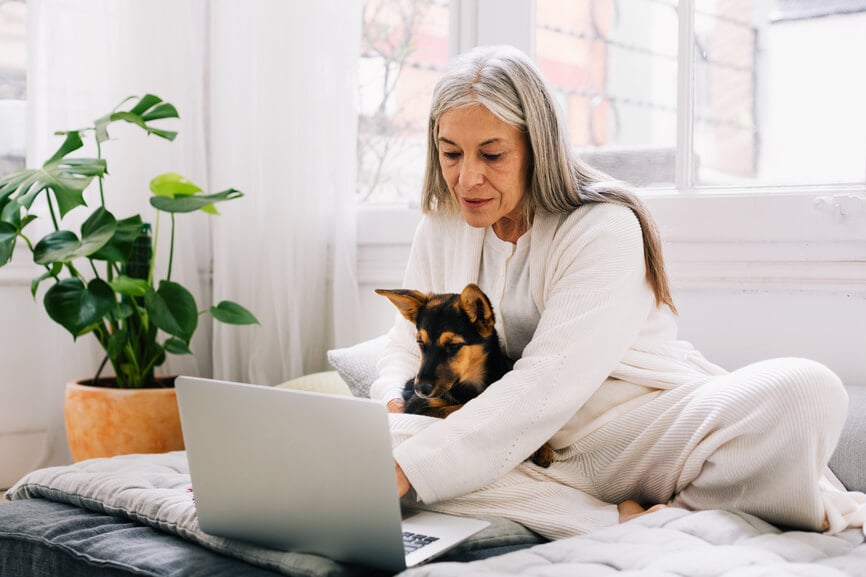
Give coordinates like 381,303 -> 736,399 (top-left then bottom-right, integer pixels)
275,371 -> 352,397
326,335 -> 389,398
829,385 -> 866,493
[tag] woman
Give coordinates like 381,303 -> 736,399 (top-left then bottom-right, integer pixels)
370,45 -> 865,540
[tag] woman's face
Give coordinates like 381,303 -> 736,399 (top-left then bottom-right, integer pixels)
437,104 -> 531,242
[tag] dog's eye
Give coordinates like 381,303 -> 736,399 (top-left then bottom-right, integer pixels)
446,343 -> 464,354
416,340 -> 427,352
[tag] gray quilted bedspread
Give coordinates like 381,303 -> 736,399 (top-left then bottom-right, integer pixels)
400,507 -> 866,577
4,451 -> 539,576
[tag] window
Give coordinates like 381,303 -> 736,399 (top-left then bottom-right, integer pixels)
737,0 -> 866,187
357,0 -> 450,205
536,0 -> 866,189
0,0 -> 27,180
536,0 -> 678,187
357,1 -> 866,203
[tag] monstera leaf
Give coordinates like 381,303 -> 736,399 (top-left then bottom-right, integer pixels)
145,280 -> 198,343
149,173 -> 242,215
0,221 -> 15,267
44,278 -> 115,337
94,94 -> 179,144
89,215 -> 145,263
0,132 -> 106,219
32,207 -> 118,265
210,301 -> 259,325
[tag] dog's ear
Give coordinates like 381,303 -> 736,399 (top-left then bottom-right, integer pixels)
374,289 -> 428,323
459,284 -> 495,337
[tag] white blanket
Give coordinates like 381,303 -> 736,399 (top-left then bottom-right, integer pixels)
402,507 -> 866,577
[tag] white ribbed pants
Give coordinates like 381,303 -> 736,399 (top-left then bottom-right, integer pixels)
392,358 -> 866,540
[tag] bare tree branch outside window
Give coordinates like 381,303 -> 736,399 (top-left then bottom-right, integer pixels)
357,0 -> 448,204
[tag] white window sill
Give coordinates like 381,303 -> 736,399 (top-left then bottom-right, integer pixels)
356,187 -> 866,289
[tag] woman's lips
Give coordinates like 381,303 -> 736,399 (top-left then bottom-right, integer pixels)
461,197 -> 492,208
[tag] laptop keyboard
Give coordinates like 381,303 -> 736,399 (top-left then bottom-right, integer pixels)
403,531 -> 439,554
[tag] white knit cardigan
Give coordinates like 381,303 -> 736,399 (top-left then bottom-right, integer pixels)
370,203 -> 726,505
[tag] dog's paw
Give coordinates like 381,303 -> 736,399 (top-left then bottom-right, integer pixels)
530,443 -> 555,468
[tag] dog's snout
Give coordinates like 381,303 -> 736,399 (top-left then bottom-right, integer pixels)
415,382 -> 435,397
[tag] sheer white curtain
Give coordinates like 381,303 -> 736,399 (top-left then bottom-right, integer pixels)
209,1 -> 361,384
0,0 -> 211,482
1,0 -> 360,483
26,0 -> 212,376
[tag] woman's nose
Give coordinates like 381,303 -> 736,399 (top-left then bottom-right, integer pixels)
458,158 -> 484,188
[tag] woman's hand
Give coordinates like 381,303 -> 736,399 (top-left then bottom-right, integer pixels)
388,401 -> 411,498
387,398 -> 405,413
617,500 -> 667,523
395,461 -> 412,498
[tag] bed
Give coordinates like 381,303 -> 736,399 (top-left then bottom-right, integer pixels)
3,344 -> 866,577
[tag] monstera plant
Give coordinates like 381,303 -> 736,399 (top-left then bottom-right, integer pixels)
0,94 -> 257,389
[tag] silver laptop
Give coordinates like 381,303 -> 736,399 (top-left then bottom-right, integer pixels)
175,376 -> 489,572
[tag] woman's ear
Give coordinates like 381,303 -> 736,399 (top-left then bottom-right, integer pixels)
374,289 -> 429,324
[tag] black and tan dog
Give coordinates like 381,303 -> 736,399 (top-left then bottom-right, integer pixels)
375,283 -> 554,468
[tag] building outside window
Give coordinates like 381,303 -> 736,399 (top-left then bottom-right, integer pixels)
0,0 -> 26,180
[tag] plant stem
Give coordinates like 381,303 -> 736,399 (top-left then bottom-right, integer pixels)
18,231 -> 35,252
95,141 -> 110,282
149,212 -> 160,286
93,354 -> 109,384
91,323 -> 112,382
140,354 -> 162,382
66,261 -> 82,280
122,341 -> 142,386
96,145 -> 106,207
167,213 -> 175,282
89,259 -> 101,280
45,192 -> 60,232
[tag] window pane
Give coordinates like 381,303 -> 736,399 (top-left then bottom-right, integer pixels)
357,0 -> 449,204
695,0 -> 866,186
0,0 -> 26,178
536,0 -> 679,187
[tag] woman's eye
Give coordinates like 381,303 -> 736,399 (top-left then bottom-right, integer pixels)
482,153 -> 502,161
442,151 -> 461,160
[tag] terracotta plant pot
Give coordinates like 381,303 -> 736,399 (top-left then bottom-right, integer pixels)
64,377 -> 185,462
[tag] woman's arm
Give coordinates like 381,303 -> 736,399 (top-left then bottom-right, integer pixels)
394,204 -> 656,503
395,462 -> 412,497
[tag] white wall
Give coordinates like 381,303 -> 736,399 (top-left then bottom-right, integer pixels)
655,192 -> 866,385
357,191 -> 866,387
0,250 -> 99,488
